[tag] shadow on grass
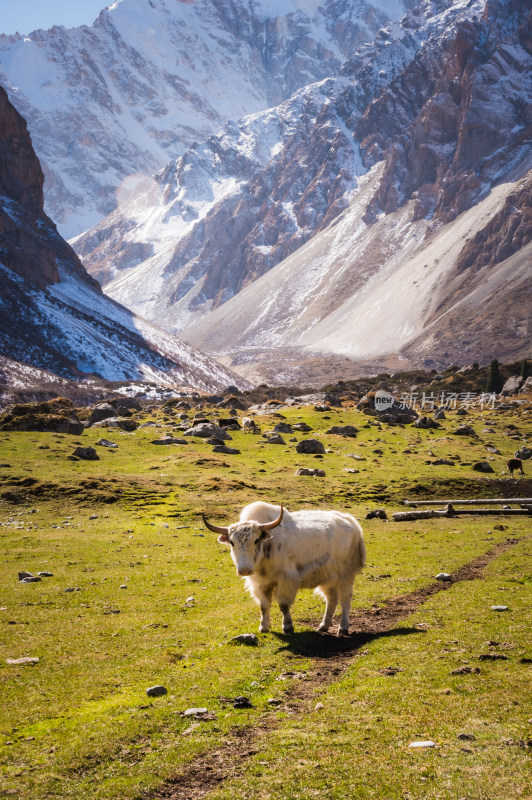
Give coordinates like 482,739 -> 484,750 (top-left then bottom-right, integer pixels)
272,626 -> 424,659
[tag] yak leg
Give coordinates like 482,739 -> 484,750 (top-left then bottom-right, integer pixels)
317,585 -> 338,633
277,589 -> 298,634
338,581 -> 353,636
255,584 -> 274,633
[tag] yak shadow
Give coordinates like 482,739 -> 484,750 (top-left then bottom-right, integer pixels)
271,626 -> 424,659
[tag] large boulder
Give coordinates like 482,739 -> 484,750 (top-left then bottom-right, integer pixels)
295,439 -> 325,454
453,424 -> 476,436
184,423 -> 231,440
472,461 -> 494,473
88,403 -> 116,425
0,398 -> 83,434
501,376 -> 524,396
92,417 -> 138,432
414,416 -> 440,429
515,446 -> 532,461
519,377 -> 532,394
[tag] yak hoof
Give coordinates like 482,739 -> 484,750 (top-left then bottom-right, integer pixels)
259,625 -> 270,633
283,625 -> 294,635
317,623 -> 329,633
338,627 -> 349,637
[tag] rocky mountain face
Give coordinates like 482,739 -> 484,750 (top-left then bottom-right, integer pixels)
77,0 -> 531,366
0,85 -> 93,290
0,0 -> 404,237
74,0 -> 531,383
0,87 -> 249,394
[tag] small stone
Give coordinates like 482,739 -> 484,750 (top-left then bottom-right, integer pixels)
18,571 -> 33,581
409,741 -> 436,748
478,653 -> 508,661
267,698 -> 282,705
457,733 -> 476,741
73,446 -> 99,460
490,605 -> 509,611
96,439 -> 118,448
233,696 -> 253,708
37,572 -> 54,577
230,634 -> 259,646
435,573 -> 452,581
89,515 -> 98,520
185,596 -> 195,605
451,666 -> 481,675
183,707 -> 208,716
6,657 -> 39,666
119,584 -> 127,589
315,702 -> 324,710
21,576 -> 41,583
146,685 -> 168,697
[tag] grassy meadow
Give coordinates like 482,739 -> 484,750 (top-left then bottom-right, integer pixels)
0,396 -> 531,799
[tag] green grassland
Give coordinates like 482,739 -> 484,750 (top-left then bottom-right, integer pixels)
0,398 -> 530,799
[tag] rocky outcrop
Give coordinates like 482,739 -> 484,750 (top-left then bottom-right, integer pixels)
0,85 -> 97,290
358,0 -> 532,225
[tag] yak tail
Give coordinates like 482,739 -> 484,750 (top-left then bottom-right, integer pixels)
358,533 -> 367,570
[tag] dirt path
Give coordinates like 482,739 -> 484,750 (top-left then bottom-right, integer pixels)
149,537 -> 522,800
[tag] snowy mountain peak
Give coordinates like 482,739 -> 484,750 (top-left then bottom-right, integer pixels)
0,0 -> 406,237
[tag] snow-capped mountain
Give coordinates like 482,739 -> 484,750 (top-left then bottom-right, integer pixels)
0,0 -> 406,237
0,84 -> 249,394
75,0 -> 531,382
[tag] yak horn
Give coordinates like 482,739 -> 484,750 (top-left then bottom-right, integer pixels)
261,505 -> 284,531
202,514 -> 229,535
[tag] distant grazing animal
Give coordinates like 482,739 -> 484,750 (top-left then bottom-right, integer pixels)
214,417 -> 241,429
202,501 -> 366,635
241,416 -> 257,433
507,458 -> 524,478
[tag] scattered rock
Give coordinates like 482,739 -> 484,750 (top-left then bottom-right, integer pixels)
409,740 -> 436,748
92,417 -> 138,432
232,696 -> 253,709
292,422 -> 312,432
88,403 -> 116,425
230,634 -> 259,646
435,573 -> 452,581
37,572 -> 54,577
263,433 -> 286,444
450,666 -> 481,675
119,584 -> 127,589
267,698 -> 282,705
456,408 -> 468,416
18,571 -> 33,581
515,446 -> 531,461
273,422 -> 293,434
6,657 -> 39,666
96,438 -> 118,448
414,416 -> 440,429
501,376 -> 525,396
457,733 -> 476,741
430,459 -> 455,466
20,576 -> 42,583
184,423 -> 231,440
478,653 -> 508,661
72,446 -> 99,461
453,424 -> 476,436
325,425 -> 359,437
295,467 -> 325,477
183,707 -> 209,716
296,439 -> 325,455
151,436 -> 187,445
146,685 -> 168,697
472,461 -> 494,473
490,605 -> 509,611
434,409 -> 446,420
212,445 -> 241,454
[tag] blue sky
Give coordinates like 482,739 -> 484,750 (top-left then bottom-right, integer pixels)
1,1 -> 110,36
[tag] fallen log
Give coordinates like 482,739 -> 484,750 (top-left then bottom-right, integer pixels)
449,508 -> 531,516
392,509 -> 452,521
404,498 -> 532,506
